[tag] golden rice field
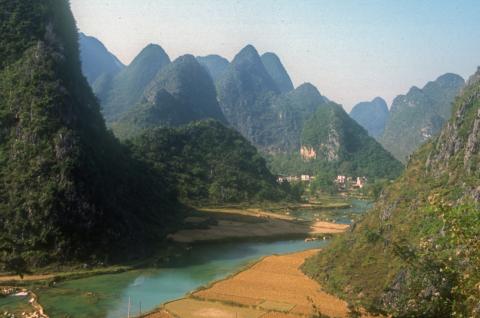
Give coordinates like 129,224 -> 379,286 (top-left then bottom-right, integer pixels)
144,249 -> 380,318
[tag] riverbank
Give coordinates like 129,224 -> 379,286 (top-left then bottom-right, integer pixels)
168,207 -> 349,243
144,250 -> 376,318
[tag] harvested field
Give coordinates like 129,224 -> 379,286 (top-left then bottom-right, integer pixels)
193,250 -> 350,317
198,207 -> 296,221
169,209 -> 349,243
310,221 -> 349,234
149,250 -> 379,318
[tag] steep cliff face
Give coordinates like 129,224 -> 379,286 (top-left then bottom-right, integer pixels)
0,0 -> 178,266
380,73 -> 465,162
304,68 -> 480,317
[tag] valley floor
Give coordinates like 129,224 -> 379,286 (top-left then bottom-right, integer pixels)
143,250 -> 376,318
168,207 -> 349,243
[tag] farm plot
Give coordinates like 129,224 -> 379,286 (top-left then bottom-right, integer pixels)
191,249 -> 351,317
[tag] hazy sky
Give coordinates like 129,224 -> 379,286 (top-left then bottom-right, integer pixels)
70,0 -> 480,111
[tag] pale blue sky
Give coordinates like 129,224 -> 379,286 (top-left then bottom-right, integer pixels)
70,0 -> 480,111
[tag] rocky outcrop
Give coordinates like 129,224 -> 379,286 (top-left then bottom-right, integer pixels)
300,146 -> 317,160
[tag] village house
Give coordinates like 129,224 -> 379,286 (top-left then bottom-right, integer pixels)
301,175 -> 315,182
335,175 -> 346,184
277,175 -> 315,183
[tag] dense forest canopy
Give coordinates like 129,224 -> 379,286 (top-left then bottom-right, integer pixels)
0,0 -> 179,267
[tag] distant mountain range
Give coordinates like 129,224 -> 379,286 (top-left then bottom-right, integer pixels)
95,43 -> 172,122
80,37 -> 403,179
112,54 -> 227,139
196,54 -> 230,82
79,32 -> 125,85
349,74 -> 465,163
214,44 -> 402,178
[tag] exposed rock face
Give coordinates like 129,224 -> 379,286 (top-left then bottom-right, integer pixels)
316,129 -> 341,162
426,73 -> 480,177
300,146 -> 317,160
299,102 -> 403,177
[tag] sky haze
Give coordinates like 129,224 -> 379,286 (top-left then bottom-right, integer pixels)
70,0 -> 480,111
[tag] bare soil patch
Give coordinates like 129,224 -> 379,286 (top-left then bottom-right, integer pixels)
169,208 -> 349,243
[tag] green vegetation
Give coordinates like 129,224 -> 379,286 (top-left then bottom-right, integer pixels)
111,54 -> 227,140
128,120 -> 294,204
96,43 -> 171,121
268,102 -> 404,181
0,0 -> 180,268
303,68 -> 480,317
217,45 -> 401,181
380,73 -> 465,163
349,97 -> 389,139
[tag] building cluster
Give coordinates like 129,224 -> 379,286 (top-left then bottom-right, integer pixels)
277,175 -> 315,183
335,175 -> 367,189
277,174 -> 367,190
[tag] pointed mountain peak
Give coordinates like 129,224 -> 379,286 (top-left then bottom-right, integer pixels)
295,82 -> 320,95
172,54 -> 197,65
372,97 -> 387,105
434,73 -> 465,86
131,44 -> 170,66
232,44 -> 262,64
261,52 -> 294,93
261,52 -> 280,61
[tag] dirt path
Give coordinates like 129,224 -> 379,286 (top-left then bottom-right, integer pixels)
144,250 -> 375,318
0,274 -> 55,282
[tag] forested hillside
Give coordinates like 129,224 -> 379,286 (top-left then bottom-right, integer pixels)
0,0 -> 179,267
304,68 -> 480,317
111,54 -> 227,139
128,120 -> 293,204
